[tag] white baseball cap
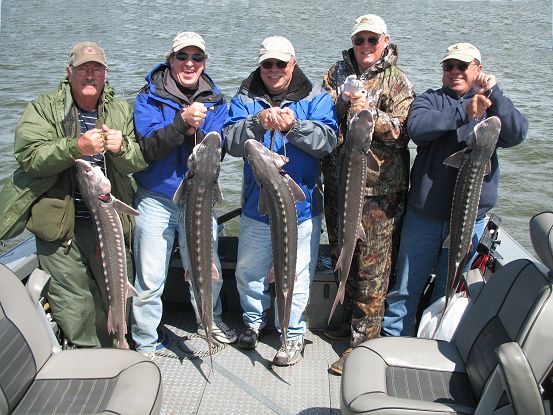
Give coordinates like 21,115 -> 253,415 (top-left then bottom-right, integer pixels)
258,36 -> 295,63
441,42 -> 482,63
172,32 -> 206,53
351,14 -> 388,37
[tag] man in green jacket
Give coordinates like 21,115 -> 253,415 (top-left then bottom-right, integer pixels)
13,41 -> 147,348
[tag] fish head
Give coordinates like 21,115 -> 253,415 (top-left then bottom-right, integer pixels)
347,109 -> 376,153
472,116 -> 501,159
244,139 -> 287,179
75,159 -> 111,196
187,132 -> 222,179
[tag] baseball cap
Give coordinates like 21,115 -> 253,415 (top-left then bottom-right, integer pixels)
68,42 -> 107,68
441,42 -> 482,63
172,32 -> 206,53
351,14 -> 388,37
259,36 -> 295,63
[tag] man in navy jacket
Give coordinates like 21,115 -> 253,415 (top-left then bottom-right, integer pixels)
382,42 -> 528,336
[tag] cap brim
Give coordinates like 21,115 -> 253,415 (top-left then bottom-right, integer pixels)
351,26 -> 386,37
173,42 -> 206,53
71,57 -> 107,68
441,52 -> 479,63
259,52 -> 292,63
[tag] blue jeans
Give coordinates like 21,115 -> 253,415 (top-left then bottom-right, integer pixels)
131,188 -> 223,352
235,214 -> 322,339
381,208 -> 486,337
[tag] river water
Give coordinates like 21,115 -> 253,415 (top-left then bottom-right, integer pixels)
0,0 -> 551,254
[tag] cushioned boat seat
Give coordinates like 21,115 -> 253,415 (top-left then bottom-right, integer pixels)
0,264 -> 163,415
341,211 -> 553,415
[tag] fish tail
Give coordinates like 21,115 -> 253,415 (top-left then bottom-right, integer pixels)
328,281 -> 346,325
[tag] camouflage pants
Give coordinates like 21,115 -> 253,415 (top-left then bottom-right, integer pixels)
323,152 -> 406,346
346,192 -> 406,346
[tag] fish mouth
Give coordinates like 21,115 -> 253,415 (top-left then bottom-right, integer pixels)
99,194 -> 112,203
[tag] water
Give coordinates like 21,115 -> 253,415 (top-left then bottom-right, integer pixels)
0,0 -> 551,254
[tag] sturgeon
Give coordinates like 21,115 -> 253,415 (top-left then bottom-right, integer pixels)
74,159 -> 139,349
243,139 -> 305,349
443,116 -> 501,312
328,109 -> 379,324
173,131 -> 223,362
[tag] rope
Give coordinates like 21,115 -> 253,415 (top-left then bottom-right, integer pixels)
154,330 -> 227,360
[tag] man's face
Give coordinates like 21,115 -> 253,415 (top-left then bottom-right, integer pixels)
442,59 -> 482,97
352,31 -> 390,72
259,58 -> 295,95
169,46 -> 206,89
67,62 -> 106,105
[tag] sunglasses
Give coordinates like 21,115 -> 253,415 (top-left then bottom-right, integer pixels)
260,60 -> 288,69
353,36 -> 381,46
442,61 -> 475,72
175,52 -> 205,63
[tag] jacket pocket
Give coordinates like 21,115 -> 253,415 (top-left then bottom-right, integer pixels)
26,195 -> 75,242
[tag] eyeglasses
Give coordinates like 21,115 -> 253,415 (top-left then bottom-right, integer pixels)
260,60 -> 288,69
73,66 -> 105,77
442,61 -> 475,72
175,52 -> 205,63
353,36 -> 381,46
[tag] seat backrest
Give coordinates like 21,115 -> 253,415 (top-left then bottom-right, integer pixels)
0,264 -> 52,414
454,211 -> 553,400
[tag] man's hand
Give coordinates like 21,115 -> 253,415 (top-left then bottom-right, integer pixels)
473,72 -> 497,95
77,127 -> 106,156
257,107 -> 295,132
181,102 -> 207,135
466,94 -> 492,119
102,124 -> 123,153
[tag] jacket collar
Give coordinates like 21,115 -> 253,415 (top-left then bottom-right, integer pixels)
239,65 -> 313,104
145,64 -> 223,106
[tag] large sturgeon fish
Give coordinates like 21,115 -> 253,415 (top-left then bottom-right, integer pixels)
442,116 -> 501,313
173,131 -> 223,362
243,139 -> 305,349
328,109 -> 379,324
74,159 -> 139,349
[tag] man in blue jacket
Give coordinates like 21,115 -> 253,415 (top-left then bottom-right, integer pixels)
224,36 -> 338,365
131,32 -> 235,358
382,43 -> 528,337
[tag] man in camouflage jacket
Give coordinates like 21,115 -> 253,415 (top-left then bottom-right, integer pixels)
321,14 -> 415,375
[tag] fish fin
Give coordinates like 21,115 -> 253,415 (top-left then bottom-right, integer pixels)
211,262 -> 220,280
366,151 -> 380,173
334,249 -> 344,273
214,182 -> 224,205
172,175 -> 190,204
119,337 -> 130,350
442,234 -> 450,249
443,148 -> 470,169
183,269 -> 191,281
328,280 -> 346,324
484,160 -> 492,176
356,223 -> 366,242
107,307 -> 115,334
126,281 -> 139,298
258,190 -> 268,216
268,267 -> 275,283
112,198 -> 140,216
283,174 -> 306,202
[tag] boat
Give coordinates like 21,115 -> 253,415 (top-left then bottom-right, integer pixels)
0,208 -> 550,415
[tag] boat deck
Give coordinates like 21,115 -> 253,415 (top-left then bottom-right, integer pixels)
155,307 -> 344,415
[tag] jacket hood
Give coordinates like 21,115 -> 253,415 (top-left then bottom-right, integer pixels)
143,63 -> 225,106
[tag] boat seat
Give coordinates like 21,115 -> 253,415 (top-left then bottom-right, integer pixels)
0,264 -> 163,415
341,211 -> 553,415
